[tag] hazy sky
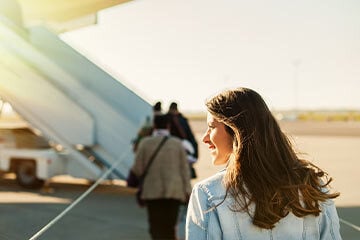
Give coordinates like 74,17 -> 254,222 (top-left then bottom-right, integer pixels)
61,0 -> 360,112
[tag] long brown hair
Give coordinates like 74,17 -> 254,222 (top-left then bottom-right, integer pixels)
206,87 -> 339,229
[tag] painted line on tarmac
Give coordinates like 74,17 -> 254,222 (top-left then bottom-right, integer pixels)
339,218 -> 360,232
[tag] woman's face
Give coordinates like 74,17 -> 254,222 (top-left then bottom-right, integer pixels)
202,112 -> 233,165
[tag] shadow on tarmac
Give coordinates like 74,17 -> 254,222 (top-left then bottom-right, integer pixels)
337,206 -> 360,240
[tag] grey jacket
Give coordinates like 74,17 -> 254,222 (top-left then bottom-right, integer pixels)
132,134 -> 192,202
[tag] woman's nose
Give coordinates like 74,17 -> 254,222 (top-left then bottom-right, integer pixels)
202,130 -> 210,143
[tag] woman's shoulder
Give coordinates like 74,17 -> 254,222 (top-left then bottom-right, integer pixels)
193,170 -> 227,200
196,170 -> 226,185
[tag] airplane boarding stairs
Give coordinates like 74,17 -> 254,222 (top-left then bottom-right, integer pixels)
0,17 -> 152,181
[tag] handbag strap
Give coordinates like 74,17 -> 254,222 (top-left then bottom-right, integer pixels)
141,136 -> 168,180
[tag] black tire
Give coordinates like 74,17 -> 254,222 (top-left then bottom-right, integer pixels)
15,160 -> 45,189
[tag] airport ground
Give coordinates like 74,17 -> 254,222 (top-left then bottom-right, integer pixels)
0,119 -> 359,240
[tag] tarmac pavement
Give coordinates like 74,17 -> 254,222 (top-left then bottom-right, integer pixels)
0,176 -> 151,240
0,120 -> 359,239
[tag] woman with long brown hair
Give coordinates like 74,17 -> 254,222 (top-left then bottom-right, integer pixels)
186,87 -> 341,239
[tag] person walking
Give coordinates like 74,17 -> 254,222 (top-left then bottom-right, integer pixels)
153,101 -> 163,116
167,102 -> 198,160
186,87 -> 341,239
131,114 -> 192,240
166,102 -> 199,240
132,101 -> 163,152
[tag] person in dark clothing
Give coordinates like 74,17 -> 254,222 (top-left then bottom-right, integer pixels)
166,102 -> 198,240
153,101 -> 162,116
167,102 -> 198,159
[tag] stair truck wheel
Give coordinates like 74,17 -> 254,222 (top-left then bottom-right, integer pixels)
15,160 -> 45,189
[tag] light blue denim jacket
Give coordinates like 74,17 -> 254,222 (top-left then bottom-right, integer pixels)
186,170 -> 342,240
